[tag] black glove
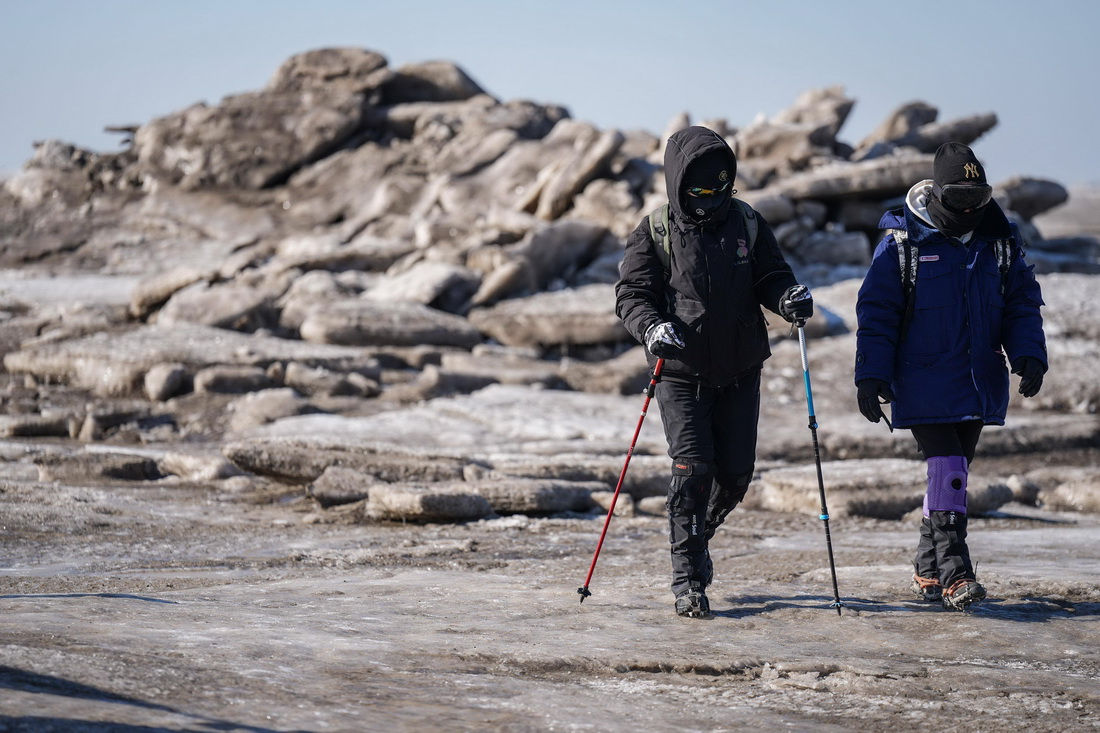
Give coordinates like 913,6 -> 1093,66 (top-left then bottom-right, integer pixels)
1011,356 -> 1045,398
857,379 -> 896,424
779,284 -> 814,324
644,322 -> 686,358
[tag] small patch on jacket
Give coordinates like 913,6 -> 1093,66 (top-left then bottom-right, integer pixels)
919,255 -> 940,262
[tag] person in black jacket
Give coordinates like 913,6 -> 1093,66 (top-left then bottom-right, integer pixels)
615,126 -> 813,617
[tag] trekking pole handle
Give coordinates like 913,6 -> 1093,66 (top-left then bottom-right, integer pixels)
647,358 -> 665,396
796,323 -> 815,426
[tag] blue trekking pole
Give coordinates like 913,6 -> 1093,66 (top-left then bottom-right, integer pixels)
796,321 -> 844,616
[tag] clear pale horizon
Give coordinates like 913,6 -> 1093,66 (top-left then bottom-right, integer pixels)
2,0 -> 1097,187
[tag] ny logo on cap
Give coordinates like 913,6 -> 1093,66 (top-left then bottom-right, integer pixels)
964,163 -> 980,179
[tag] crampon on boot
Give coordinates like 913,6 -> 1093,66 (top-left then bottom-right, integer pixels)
942,578 -> 987,611
675,587 -> 710,618
912,574 -> 943,602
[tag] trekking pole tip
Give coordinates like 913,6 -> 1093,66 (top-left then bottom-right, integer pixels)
577,586 -> 591,603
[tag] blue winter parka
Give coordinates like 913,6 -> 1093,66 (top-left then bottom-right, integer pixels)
854,195 -> 1047,428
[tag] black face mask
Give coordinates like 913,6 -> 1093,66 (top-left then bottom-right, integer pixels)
927,194 -> 986,238
682,185 -> 732,225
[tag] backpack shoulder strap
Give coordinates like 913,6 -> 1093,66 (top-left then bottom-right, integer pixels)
647,203 -> 671,271
729,197 -> 759,250
890,228 -> 919,344
647,198 -> 759,272
993,238 -> 1014,295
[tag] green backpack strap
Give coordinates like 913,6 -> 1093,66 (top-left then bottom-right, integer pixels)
647,204 -> 672,271
729,198 -> 759,250
647,198 -> 759,273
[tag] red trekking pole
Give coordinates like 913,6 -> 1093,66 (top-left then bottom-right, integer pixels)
578,358 -> 664,602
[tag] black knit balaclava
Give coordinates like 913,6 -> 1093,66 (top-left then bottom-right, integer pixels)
927,142 -> 989,238
682,148 -> 733,225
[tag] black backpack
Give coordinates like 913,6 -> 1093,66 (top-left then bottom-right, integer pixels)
647,199 -> 760,271
889,227 -> 1015,343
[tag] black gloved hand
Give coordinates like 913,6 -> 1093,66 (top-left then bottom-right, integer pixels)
1011,356 -> 1046,398
857,379 -> 896,424
645,321 -> 686,358
779,284 -> 814,324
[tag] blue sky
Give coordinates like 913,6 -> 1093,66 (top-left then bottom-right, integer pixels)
2,1 -> 1098,185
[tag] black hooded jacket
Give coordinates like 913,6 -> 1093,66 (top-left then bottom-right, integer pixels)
615,126 -> 798,387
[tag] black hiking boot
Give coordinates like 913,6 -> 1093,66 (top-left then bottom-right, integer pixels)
675,587 -> 710,618
942,578 -> 987,611
911,574 -> 943,602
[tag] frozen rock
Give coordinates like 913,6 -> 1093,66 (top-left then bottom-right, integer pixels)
996,176 -> 1069,221
266,48 -> 391,95
130,265 -> 213,318
3,324 -> 378,397
35,451 -> 163,483
637,496 -> 667,515
133,82 -> 371,189
1043,480 -> 1100,513
438,350 -> 564,389
157,281 -> 278,331
463,477 -> 601,514
789,229 -> 871,267
365,483 -> 492,522
1004,474 -> 1041,506
0,414 -> 73,439
771,152 -> 935,200
224,438 -> 468,484
283,362 -> 380,398
299,300 -> 483,348
136,186 -> 277,246
382,60 -> 487,105
759,458 -> 1013,519
363,261 -> 480,313
535,128 -> 624,221
468,284 -> 628,347
226,388 -> 321,432
144,363 -> 190,402
479,453 -> 669,500
308,466 -> 377,507
567,179 -> 642,239
77,403 -> 152,442
853,101 -> 939,159
591,490 -> 634,517
159,452 -> 244,482
194,366 -> 273,395
379,364 -> 498,403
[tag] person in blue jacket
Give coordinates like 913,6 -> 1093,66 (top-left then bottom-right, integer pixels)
854,142 -> 1047,611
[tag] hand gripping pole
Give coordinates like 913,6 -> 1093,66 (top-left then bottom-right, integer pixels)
796,323 -> 844,616
578,358 -> 664,602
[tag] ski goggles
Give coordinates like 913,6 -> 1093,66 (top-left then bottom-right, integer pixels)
932,182 -> 993,212
685,181 -> 731,197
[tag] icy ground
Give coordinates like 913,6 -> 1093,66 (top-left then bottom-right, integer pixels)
1,457 -> 1098,731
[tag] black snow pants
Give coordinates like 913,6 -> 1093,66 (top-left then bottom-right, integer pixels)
656,368 -> 760,598
910,420 -> 983,587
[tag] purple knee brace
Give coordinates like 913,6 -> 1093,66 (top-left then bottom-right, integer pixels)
923,455 -> 968,516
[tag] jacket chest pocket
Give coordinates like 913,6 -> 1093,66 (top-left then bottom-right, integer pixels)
913,259 -> 958,310
908,259 -> 959,355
